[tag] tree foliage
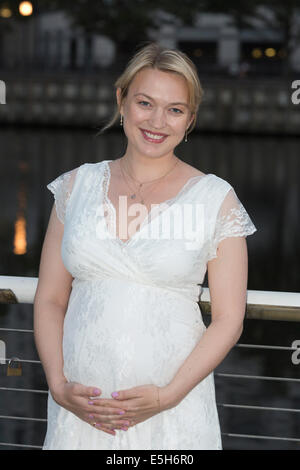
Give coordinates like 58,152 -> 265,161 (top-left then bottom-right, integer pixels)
1,0 -> 299,58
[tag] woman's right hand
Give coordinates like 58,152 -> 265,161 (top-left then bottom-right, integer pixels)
50,380 -> 130,436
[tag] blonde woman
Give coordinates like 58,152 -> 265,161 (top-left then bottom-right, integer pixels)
34,42 -> 257,450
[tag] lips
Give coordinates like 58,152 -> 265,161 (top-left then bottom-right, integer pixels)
140,128 -> 168,137
140,129 -> 168,143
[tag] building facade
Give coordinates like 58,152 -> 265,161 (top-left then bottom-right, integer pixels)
1,8 -> 300,74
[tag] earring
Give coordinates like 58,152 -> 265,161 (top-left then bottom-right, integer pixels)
120,115 -> 123,126
185,129 -> 188,142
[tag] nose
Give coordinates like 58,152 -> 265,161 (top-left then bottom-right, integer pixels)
148,107 -> 166,129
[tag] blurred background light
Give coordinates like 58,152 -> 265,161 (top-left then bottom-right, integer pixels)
252,48 -> 263,59
19,1 -> 33,17
0,6 -> 12,17
265,47 -> 276,57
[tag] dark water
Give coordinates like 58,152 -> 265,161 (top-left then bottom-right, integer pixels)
0,126 -> 299,450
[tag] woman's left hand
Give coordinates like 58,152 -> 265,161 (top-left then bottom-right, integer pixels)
88,384 -> 172,430
110,384 -> 170,427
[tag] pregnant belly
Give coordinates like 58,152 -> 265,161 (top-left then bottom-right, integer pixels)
62,279 -> 205,397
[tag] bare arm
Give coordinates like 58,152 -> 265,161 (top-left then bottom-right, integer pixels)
162,235 -> 247,408
33,171 -> 77,393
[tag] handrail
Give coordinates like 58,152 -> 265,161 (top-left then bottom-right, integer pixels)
2,430 -> 300,449
1,275 -> 300,321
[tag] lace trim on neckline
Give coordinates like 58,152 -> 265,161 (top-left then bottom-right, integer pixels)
103,159 -> 211,203
100,159 -> 212,247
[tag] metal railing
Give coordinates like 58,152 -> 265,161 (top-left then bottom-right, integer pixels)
0,275 -> 300,449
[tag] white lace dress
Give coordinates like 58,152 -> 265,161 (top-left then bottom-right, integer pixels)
43,159 -> 257,450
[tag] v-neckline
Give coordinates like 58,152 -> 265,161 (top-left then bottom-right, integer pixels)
101,159 -> 212,248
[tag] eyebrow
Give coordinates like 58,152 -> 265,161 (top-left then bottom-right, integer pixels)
134,93 -> 189,108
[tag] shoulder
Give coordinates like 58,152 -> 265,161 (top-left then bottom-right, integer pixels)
47,162 -> 88,195
84,159 -> 110,175
68,161 -> 111,191
50,160 -> 108,188
195,174 -> 237,219
65,160 -> 105,181
177,160 -> 206,178
61,163 -> 86,189
207,173 -> 235,196
208,172 -> 232,187
178,161 -> 233,193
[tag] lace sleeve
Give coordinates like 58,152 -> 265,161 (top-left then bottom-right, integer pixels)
208,187 -> 257,261
47,168 -> 78,224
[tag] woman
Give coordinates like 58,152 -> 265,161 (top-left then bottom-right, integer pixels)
34,42 -> 257,450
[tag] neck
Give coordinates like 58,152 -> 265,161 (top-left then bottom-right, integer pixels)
121,154 -> 179,182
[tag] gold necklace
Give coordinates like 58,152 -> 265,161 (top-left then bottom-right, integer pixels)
119,157 -> 179,205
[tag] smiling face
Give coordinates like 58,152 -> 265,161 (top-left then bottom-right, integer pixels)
116,68 -> 195,160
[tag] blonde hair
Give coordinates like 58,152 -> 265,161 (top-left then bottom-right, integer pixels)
96,41 -> 204,136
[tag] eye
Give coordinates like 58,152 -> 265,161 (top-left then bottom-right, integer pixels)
138,100 -> 150,107
138,101 -> 183,114
171,108 -> 183,114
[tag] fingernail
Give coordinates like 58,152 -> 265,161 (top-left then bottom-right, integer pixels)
88,400 -> 94,405
119,411 -> 125,415
111,392 -> 119,397
88,414 -> 94,419
121,426 -> 128,431
93,388 -> 101,395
